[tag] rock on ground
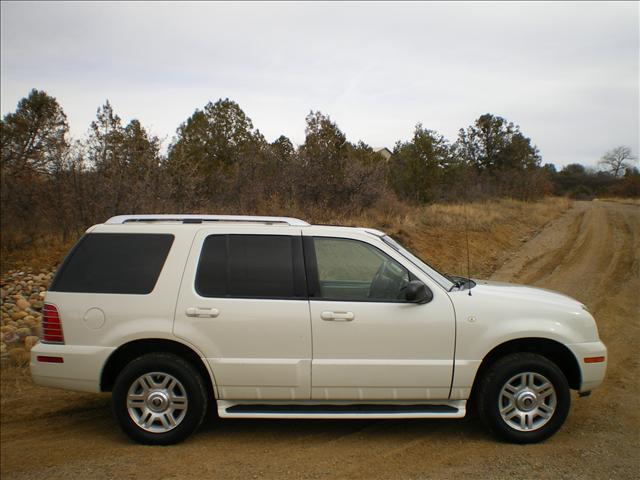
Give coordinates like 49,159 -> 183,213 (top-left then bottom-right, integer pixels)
0,269 -> 53,365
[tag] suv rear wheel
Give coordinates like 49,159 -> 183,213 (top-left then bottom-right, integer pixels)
477,352 -> 570,444
112,353 -> 208,445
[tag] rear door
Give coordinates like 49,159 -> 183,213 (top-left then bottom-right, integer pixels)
304,230 -> 456,401
174,227 -> 312,400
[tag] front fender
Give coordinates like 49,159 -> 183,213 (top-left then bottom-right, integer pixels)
450,311 -> 591,399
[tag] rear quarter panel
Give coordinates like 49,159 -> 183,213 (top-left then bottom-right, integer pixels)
45,224 -> 196,348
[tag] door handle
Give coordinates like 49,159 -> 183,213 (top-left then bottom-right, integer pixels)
321,311 -> 355,322
186,307 -> 220,318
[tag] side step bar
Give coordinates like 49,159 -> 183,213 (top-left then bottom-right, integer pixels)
218,400 -> 466,419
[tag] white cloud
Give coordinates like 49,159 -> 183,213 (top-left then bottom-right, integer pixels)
1,1 -> 638,166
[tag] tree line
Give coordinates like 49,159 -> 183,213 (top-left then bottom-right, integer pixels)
546,159 -> 639,200
1,89 -> 637,251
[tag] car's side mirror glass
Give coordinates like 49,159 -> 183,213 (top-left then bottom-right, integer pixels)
404,280 -> 433,304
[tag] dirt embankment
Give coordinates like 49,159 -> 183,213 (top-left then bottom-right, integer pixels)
1,199 -> 638,479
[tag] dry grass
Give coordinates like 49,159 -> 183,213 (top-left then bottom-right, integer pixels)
277,197 -> 571,279
597,197 -> 640,206
1,235 -> 76,274
0,198 -> 572,280
357,197 -> 572,278
308,197 -> 569,232
416,197 -> 571,231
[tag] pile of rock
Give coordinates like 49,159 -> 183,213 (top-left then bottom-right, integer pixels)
1,269 -> 54,365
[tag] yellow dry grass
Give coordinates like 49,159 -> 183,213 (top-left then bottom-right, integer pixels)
1,198 -> 572,279
349,197 -> 571,278
597,197 -> 640,206
0,235 -> 77,274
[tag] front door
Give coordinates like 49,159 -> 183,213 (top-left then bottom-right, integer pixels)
305,234 -> 456,400
174,228 -> 311,400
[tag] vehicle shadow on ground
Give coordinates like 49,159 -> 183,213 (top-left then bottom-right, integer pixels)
102,397 -> 490,446
193,413 -> 490,445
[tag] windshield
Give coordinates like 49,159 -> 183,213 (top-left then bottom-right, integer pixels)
381,235 -> 454,290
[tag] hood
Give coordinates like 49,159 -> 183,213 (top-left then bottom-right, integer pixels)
471,279 -> 585,312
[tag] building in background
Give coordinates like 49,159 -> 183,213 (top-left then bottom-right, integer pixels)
374,147 -> 392,161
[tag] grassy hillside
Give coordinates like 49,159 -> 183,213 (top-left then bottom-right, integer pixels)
1,197 -> 570,276
312,197 -> 571,278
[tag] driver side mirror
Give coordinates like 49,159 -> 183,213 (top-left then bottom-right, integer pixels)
405,280 -> 433,304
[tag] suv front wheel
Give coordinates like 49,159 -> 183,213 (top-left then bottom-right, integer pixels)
477,352 -> 570,444
112,353 -> 208,445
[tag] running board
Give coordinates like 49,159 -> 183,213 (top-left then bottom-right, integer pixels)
217,400 -> 466,419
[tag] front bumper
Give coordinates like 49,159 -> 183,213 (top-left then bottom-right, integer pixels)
30,342 -> 115,393
567,341 -> 608,393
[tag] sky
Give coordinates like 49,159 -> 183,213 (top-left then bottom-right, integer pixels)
1,1 -> 638,168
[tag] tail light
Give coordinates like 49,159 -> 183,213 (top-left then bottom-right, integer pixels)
42,304 -> 65,344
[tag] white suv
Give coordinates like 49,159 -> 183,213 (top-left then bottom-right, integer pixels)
31,215 -> 607,445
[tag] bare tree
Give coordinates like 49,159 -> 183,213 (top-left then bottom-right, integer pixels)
599,146 -> 637,177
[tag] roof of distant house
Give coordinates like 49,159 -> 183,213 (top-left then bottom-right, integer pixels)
374,147 -> 392,159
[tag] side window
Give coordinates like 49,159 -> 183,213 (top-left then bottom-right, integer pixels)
313,237 -> 410,301
50,233 -> 174,294
196,235 -> 306,299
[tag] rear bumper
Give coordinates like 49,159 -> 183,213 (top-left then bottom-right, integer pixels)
567,341 -> 607,393
30,342 -> 115,393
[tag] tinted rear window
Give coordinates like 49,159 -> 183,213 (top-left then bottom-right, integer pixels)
196,234 -> 306,298
50,233 -> 174,294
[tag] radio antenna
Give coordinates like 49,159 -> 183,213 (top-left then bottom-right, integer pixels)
464,203 -> 472,296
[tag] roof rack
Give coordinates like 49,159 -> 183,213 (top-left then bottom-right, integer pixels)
105,214 -> 310,226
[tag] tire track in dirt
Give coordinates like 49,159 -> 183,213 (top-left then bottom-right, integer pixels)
512,208 -> 585,285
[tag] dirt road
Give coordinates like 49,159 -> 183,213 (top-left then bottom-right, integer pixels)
1,200 -> 638,479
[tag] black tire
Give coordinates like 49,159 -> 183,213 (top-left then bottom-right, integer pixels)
476,352 -> 570,444
112,353 -> 208,445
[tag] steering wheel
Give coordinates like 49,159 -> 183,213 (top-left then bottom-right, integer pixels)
370,261 -> 391,292
369,261 -> 406,299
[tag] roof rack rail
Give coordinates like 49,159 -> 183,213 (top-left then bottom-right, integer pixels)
105,214 -> 310,226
